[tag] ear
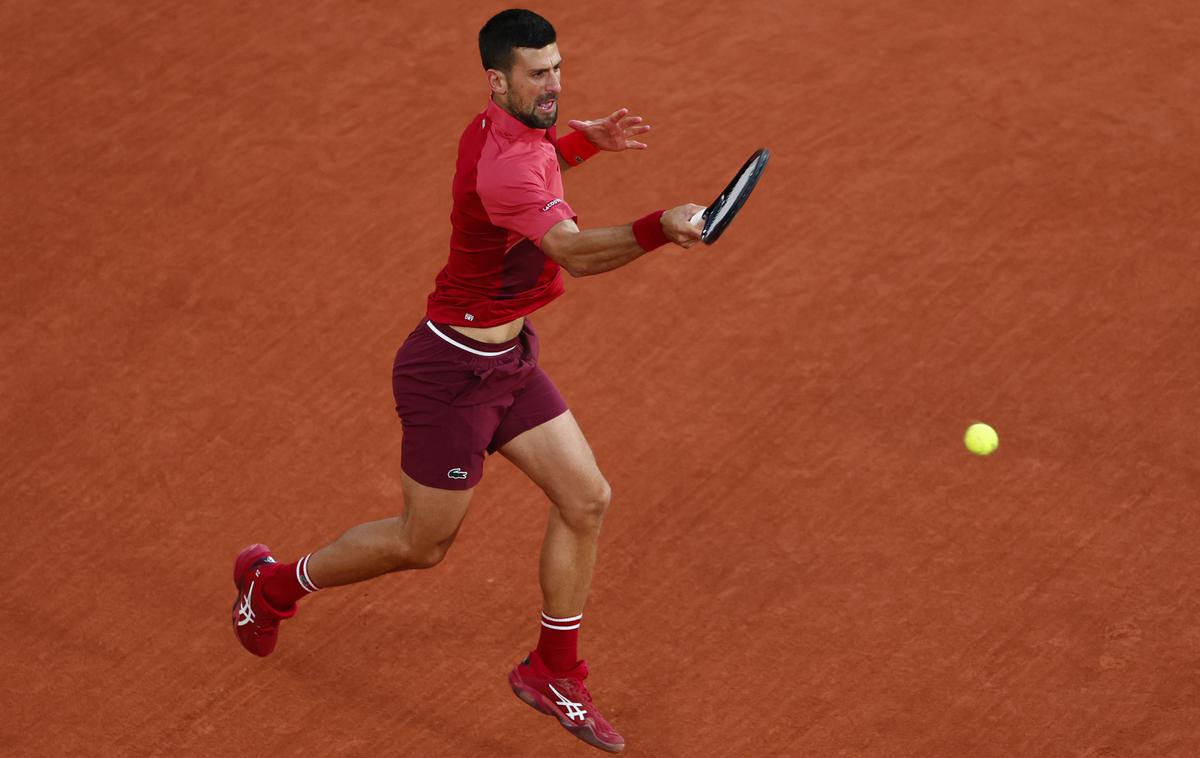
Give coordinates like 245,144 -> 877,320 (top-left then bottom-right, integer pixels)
486,69 -> 507,96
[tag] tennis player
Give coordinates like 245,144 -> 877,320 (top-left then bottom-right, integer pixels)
230,9 -> 702,752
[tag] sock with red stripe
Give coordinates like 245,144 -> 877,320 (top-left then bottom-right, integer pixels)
262,553 -> 320,609
536,611 -> 582,673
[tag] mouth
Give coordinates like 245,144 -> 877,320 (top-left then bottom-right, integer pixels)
536,99 -> 557,113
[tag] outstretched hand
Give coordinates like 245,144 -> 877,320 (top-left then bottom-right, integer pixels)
566,108 -> 651,152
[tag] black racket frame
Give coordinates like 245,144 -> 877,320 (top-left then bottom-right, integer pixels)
697,147 -> 771,244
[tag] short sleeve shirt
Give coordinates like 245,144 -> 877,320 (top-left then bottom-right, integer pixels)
426,100 -> 576,327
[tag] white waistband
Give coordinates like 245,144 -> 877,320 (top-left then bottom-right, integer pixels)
425,321 -> 517,357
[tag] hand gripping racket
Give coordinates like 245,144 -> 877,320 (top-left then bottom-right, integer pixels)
689,148 -> 771,244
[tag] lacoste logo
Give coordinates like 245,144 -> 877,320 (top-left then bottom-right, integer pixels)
548,683 -> 587,722
540,198 -> 562,212
464,313 -> 475,322
236,581 -> 256,627
447,468 -> 469,480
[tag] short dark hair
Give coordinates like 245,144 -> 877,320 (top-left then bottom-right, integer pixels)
479,9 -> 556,73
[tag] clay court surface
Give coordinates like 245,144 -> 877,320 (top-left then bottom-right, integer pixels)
4,1 -> 1199,755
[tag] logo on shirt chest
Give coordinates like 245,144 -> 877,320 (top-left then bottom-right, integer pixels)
540,198 -> 562,213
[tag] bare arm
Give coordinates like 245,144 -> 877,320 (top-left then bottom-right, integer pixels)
541,204 -> 706,277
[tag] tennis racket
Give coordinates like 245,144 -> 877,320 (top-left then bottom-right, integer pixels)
689,148 -> 771,244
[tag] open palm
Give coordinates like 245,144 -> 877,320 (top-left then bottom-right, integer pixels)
566,108 -> 651,151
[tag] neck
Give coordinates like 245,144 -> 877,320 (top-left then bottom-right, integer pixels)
491,94 -> 519,120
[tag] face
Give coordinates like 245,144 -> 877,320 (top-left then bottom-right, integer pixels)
489,43 -> 562,129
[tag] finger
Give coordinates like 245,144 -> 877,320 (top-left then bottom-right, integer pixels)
618,115 -> 643,128
679,212 -> 705,234
626,140 -> 649,150
606,108 -> 629,123
624,124 -> 651,136
566,119 -> 591,131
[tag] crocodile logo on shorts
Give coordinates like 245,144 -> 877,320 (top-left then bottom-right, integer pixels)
447,468 -> 469,480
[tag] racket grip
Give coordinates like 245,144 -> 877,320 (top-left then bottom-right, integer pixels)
689,208 -> 706,226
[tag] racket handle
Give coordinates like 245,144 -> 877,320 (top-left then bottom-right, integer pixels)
689,208 -> 706,226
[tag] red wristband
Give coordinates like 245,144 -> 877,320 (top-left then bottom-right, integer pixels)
557,130 -> 600,166
632,210 -> 669,252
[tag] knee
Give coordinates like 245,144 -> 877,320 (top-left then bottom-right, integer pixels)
399,541 -> 452,570
389,532 -> 456,571
557,477 -> 612,531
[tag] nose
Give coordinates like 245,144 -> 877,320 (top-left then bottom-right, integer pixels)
547,70 -> 562,95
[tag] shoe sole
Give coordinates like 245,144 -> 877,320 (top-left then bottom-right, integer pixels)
509,675 -> 625,753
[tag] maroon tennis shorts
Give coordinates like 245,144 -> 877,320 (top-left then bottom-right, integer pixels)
392,319 -> 568,490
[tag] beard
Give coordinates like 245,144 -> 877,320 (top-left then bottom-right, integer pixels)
511,94 -> 558,129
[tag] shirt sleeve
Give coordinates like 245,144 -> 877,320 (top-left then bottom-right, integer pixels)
477,159 -> 576,247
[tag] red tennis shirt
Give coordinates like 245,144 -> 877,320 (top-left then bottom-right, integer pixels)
426,99 -> 578,327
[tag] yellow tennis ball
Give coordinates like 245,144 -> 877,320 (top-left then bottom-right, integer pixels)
964,422 -> 999,456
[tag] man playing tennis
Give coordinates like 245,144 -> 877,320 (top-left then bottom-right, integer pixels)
230,9 -> 703,753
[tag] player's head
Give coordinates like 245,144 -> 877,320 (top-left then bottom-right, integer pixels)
479,9 -> 561,129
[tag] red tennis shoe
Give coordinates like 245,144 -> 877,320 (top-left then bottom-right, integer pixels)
508,650 -> 625,753
231,544 -> 296,657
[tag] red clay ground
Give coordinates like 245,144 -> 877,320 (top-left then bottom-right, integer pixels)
3,1 -> 1199,756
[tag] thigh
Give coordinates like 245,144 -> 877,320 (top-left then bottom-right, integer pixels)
398,402 -> 497,490
489,366 -> 569,453
497,410 -> 606,504
399,470 -> 475,546
392,323 -> 512,491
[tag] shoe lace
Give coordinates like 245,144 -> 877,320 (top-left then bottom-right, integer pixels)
567,678 -> 594,706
